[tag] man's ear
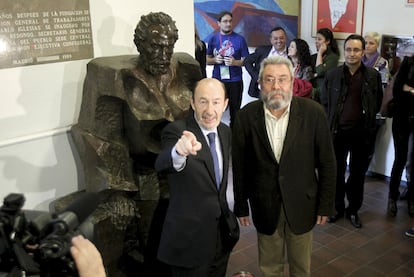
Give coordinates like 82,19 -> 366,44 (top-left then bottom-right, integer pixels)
223,99 -> 229,111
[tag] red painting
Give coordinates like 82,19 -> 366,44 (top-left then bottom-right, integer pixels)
312,0 -> 365,39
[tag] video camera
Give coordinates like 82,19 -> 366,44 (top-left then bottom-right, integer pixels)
0,192 -> 99,277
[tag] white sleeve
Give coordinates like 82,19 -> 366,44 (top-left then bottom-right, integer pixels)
171,146 -> 187,171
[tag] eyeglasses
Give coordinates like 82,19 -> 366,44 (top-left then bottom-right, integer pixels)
262,76 -> 291,86
345,48 -> 363,53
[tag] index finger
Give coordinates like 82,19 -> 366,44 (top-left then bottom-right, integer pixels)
182,130 -> 202,154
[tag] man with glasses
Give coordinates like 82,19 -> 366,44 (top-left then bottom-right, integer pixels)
207,11 -> 249,127
321,34 -> 383,229
244,27 -> 288,98
232,56 -> 336,276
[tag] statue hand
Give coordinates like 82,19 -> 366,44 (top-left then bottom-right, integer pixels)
175,130 -> 202,156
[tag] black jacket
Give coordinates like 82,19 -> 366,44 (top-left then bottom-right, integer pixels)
232,98 -> 336,235
321,63 -> 383,137
244,45 -> 273,98
393,55 -> 414,116
155,113 -> 237,267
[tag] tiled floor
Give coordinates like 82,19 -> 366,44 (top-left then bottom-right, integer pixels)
226,176 -> 414,277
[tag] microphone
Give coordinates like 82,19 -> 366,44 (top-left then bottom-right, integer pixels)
38,192 -> 100,260
53,192 -> 100,235
28,192 -> 99,240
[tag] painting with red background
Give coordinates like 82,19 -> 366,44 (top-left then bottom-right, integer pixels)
316,0 -> 358,33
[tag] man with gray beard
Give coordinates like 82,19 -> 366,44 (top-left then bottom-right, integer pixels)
232,56 -> 336,276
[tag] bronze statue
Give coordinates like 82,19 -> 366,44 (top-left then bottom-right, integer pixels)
69,12 -> 202,276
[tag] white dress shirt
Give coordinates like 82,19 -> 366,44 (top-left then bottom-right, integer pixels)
264,104 -> 290,162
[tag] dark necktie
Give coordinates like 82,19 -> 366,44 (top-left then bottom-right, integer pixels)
207,132 -> 221,189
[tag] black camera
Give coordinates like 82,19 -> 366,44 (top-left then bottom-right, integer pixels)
0,192 -> 99,277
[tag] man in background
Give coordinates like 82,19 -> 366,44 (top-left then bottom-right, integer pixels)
244,27 -> 288,98
321,34 -> 383,228
207,11 -> 249,127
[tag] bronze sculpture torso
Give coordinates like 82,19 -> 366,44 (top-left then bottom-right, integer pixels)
62,12 -> 203,276
69,53 -> 201,276
72,53 -> 200,193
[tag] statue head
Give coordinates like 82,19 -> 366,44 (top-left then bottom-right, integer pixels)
134,12 -> 179,75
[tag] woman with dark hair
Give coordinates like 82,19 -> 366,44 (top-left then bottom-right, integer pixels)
288,38 -> 314,80
288,38 -> 314,98
311,28 -> 340,102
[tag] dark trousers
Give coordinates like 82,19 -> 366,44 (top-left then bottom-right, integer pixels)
170,220 -> 231,277
389,114 -> 414,201
223,81 -> 243,128
333,127 -> 373,214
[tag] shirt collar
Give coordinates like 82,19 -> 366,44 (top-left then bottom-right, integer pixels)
271,46 -> 287,57
263,102 -> 291,120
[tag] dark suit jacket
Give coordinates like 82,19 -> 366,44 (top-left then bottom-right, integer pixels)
232,97 -> 336,235
155,112 -> 237,267
244,45 -> 272,98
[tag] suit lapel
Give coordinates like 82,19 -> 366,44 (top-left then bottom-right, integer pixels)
251,102 -> 278,162
217,124 -> 229,191
250,99 -> 302,163
280,98 -> 302,161
265,45 -> 272,57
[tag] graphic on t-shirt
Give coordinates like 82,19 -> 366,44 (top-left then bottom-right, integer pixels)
214,40 -> 234,57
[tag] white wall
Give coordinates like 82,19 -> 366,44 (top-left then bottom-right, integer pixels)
1,0 -> 413,210
0,0 -> 195,210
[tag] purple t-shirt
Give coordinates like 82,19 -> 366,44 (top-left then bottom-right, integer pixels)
207,32 -> 249,82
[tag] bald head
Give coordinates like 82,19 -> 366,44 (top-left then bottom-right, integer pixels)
194,78 -> 226,99
191,78 -> 228,130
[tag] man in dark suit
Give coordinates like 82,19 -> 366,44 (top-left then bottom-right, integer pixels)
155,78 -> 238,277
232,56 -> 336,276
244,27 -> 288,98
321,34 -> 383,228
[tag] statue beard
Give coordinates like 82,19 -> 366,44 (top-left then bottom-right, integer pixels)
147,62 -> 170,76
262,89 -> 292,111
140,55 -> 171,76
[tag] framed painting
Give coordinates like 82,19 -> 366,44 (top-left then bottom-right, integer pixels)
312,0 -> 365,39
407,0 -> 414,5
194,0 -> 301,47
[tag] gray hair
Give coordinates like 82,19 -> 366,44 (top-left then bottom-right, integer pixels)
258,56 -> 294,82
